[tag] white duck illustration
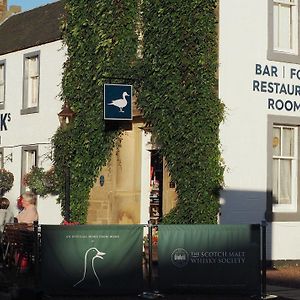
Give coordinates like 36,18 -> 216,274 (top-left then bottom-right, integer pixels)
108,91 -> 129,112
73,247 -> 106,288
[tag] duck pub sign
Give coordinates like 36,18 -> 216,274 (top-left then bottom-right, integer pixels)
104,84 -> 132,120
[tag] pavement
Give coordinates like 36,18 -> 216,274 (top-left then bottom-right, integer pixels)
1,265 -> 300,300
267,285 -> 300,300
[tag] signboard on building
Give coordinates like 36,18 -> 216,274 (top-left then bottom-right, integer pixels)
104,84 -> 132,120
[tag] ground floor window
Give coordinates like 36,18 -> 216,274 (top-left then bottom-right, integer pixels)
272,125 -> 297,210
0,149 -> 4,168
267,115 -> 300,221
21,146 -> 37,193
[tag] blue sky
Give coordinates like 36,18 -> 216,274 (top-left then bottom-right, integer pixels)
7,0 -> 56,11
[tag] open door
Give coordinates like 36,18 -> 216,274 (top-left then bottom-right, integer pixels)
149,150 -> 163,224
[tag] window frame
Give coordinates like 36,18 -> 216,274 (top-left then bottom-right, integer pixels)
21,51 -> 40,115
21,145 -> 38,193
272,124 -> 298,212
0,59 -> 6,110
267,115 -> 300,221
0,148 -> 4,169
268,0 -> 300,63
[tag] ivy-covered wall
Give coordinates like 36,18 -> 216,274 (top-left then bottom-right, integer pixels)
53,0 -> 224,224
52,0 -> 139,223
138,0 -> 224,223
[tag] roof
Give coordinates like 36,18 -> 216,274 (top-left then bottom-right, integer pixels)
0,1 -> 64,55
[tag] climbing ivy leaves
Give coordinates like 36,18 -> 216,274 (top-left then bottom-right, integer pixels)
53,0 -> 139,223
53,0 -> 224,224
138,0 -> 224,223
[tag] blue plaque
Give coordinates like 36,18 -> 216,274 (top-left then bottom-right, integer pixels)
104,84 -> 132,120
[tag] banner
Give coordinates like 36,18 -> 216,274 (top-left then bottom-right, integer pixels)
41,225 -> 144,295
158,224 -> 261,295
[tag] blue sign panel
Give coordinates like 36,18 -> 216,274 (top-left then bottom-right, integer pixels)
104,84 -> 132,120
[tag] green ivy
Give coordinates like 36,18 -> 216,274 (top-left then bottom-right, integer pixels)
53,0 -> 139,223
137,0 -> 224,223
53,0 -> 224,224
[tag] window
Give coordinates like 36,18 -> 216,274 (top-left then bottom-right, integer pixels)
0,149 -> 4,168
267,115 -> 300,221
272,125 -> 297,211
268,0 -> 300,63
0,60 -> 5,110
22,51 -> 40,114
21,146 -> 37,192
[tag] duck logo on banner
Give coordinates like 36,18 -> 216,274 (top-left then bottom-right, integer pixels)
104,84 -> 132,120
73,247 -> 106,288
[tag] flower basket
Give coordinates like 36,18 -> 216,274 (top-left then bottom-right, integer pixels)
23,167 -> 59,196
44,168 -> 60,195
0,168 -> 14,196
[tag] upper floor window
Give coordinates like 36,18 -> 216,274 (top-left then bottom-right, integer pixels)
22,51 -> 40,114
0,60 -> 5,110
268,0 -> 300,63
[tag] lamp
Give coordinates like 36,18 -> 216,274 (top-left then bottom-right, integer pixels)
58,102 -> 75,222
58,103 -> 75,128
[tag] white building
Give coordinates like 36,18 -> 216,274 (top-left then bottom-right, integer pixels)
219,0 -> 300,260
0,1 -> 65,224
2,0 -> 300,261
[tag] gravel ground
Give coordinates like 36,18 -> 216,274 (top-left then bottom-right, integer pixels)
267,264 -> 300,288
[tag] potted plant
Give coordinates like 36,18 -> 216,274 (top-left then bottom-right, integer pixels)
0,168 -> 14,196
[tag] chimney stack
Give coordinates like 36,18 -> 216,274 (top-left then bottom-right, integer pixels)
0,0 -> 8,21
0,0 -> 21,23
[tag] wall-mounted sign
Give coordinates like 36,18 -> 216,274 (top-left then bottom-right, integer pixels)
0,113 -> 11,131
252,63 -> 300,112
104,84 -> 132,120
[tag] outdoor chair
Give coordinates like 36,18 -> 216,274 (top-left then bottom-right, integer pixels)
2,223 -> 35,272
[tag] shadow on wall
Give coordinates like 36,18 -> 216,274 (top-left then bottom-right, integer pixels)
219,189 -> 272,261
219,189 -> 267,225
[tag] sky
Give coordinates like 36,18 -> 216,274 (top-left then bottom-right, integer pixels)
7,0 -> 56,12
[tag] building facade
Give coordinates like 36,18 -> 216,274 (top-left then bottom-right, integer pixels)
219,0 -> 300,260
0,1 -> 177,226
3,0 -> 299,261
0,1 -> 65,224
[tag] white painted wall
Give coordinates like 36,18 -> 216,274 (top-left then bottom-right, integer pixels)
0,40 -> 66,224
219,0 -> 300,260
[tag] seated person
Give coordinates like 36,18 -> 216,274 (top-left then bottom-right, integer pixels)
17,191 -> 38,224
0,197 -> 14,233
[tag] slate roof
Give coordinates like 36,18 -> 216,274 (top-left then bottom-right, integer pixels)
0,1 -> 64,55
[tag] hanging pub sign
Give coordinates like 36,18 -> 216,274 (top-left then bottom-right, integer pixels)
104,84 -> 132,120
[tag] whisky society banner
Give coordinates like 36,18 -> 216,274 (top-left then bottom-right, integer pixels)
41,225 -> 144,295
158,224 -> 261,295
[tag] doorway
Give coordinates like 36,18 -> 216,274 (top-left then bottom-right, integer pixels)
149,150 -> 163,224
